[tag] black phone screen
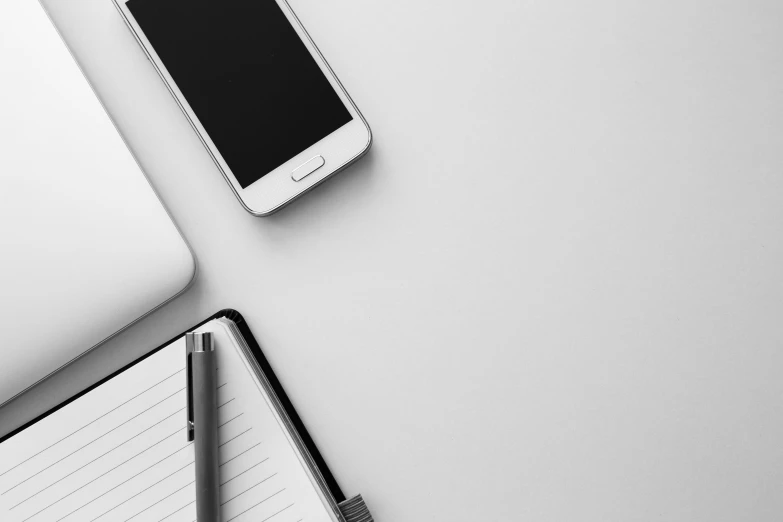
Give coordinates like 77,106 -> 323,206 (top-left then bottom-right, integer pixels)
126,0 -> 353,188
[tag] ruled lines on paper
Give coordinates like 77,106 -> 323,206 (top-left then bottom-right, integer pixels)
0,324 -> 341,522
0,369 -> 185,483
0,337 -> 309,522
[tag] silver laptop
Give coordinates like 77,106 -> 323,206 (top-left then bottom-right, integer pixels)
0,0 -> 196,404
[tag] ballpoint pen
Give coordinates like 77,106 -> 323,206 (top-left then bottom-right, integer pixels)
186,332 -> 219,522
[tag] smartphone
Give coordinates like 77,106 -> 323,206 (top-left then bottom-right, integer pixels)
113,0 -> 372,215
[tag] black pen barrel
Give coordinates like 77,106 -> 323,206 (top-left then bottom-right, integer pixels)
192,335 -> 219,522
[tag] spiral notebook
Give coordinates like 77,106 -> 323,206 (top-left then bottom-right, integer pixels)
0,311 -> 373,522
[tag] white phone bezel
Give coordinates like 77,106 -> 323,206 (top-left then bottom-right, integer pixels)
113,0 -> 371,216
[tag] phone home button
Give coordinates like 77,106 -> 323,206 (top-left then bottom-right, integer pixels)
291,155 -> 325,182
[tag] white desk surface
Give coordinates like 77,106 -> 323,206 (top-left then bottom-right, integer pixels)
2,1 -> 782,520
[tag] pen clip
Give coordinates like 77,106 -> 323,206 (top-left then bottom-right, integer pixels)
185,332 -> 196,442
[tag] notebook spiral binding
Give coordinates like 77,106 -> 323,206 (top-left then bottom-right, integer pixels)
338,495 -> 374,522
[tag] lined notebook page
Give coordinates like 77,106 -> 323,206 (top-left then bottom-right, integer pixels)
0,320 -> 338,522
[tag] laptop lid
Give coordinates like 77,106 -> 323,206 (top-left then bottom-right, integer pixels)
0,0 -> 196,405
